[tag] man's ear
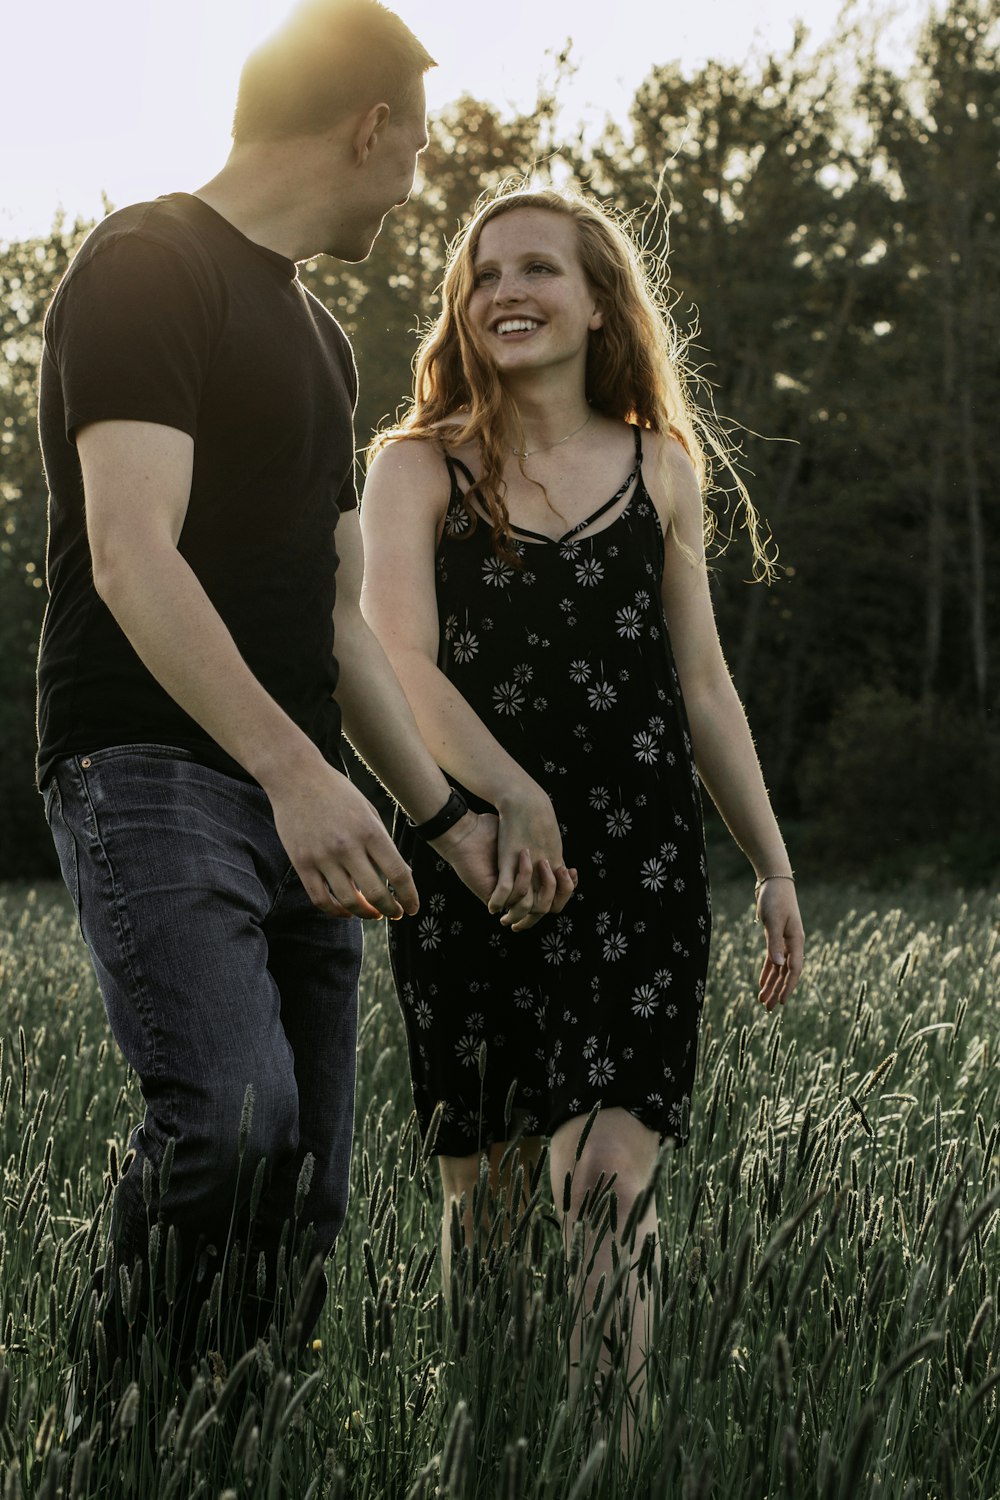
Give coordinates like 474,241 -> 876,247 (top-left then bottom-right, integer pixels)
351,102 -> 391,165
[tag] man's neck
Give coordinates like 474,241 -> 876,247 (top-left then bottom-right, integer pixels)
194,142 -> 337,263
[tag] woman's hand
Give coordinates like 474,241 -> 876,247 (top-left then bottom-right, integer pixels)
491,787 -> 578,931
755,879 -> 804,1011
429,810 -> 500,906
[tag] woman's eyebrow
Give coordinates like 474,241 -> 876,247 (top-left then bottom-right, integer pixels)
473,249 -> 562,267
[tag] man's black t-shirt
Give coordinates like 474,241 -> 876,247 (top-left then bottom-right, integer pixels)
37,192 -> 357,787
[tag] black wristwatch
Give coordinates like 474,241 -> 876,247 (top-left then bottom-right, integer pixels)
409,788 -> 469,841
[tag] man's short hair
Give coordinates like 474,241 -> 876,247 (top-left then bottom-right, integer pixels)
232,0 -> 434,143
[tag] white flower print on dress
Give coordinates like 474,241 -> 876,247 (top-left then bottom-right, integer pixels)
603,932 -> 628,961
575,558 -> 604,587
640,857 -> 668,891
445,507 -> 470,536
455,1035 -> 480,1067
418,916 -> 441,950
653,968 -> 673,989
588,1056 -> 616,1086
453,631 -> 479,664
633,731 -> 659,765
413,999 -> 433,1029
541,933 -> 566,965
606,808 -> 632,838
595,911 -> 611,934
589,787 -> 611,810
587,681 -> 618,711
513,663 -> 534,684
616,605 -> 643,639
569,660 -> 591,683
493,681 -> 525,716
482,557 -> 514,588
661,841 -> 678,862
513,987 -> 534,1009
632,985 -> 659,1017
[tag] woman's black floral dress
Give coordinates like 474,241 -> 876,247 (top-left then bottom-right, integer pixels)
388,427 -> 711,1156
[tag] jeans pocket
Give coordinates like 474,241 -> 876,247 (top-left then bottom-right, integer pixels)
44,772 -> 83,933
78,743 -> 196,769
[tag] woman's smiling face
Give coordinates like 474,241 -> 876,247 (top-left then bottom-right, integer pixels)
467,208 -> 604,377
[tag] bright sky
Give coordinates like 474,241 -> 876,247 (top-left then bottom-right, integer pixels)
4,0 -> 923,242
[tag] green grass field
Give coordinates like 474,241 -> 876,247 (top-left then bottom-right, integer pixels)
1,880 -> 998,1498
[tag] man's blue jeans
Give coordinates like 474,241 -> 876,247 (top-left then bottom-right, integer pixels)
44,744 -> 363,1354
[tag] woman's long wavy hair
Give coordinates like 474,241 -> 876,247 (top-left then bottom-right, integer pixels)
369,185 -> 773,576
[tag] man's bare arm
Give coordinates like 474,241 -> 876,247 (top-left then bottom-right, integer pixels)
78,417 -> 417,920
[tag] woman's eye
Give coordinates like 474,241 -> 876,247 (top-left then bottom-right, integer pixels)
474,269 -> 498,285
528,262 -> 554,273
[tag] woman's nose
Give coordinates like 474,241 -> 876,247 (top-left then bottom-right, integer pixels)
493,274 -> 525,303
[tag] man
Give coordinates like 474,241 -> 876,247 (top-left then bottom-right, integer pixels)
37,0 -> 573,1388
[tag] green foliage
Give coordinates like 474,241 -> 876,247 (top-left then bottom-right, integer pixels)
1,880 -> 998,1496
0,217 -> 92,880
1,2 -> 998,881
799,685 -> 1000,882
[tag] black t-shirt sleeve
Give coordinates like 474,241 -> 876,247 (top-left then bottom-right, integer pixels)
47,232 -> 217,441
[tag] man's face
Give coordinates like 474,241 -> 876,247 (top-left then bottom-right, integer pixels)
326,80 -> 428,261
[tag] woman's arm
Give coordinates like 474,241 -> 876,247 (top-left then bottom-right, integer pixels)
648,434 -> 804,1008
359,439 -> 576,929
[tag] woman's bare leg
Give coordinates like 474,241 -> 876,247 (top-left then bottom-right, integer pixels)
549,1108 -> 660,1459
437,1137 -> 543,1291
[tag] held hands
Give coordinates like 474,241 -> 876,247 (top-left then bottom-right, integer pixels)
755,877 -> 805,1011
432,808 -> 577,931
490,787 -> 578,931
269,757 -> 574,931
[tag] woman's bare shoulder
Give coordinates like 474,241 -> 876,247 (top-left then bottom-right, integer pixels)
368,417 -> 475,486
640,427 -> 699,487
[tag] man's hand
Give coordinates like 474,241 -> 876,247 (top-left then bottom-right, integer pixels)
267,755 -> 418,920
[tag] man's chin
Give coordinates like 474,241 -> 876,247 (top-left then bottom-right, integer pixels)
324,218 -> 386,264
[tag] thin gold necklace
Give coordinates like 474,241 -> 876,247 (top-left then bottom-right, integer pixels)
513,409 -> 593,459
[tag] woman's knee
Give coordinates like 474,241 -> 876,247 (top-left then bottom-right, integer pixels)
438,1153 -> 482,1209
551,1110 -> 658,1222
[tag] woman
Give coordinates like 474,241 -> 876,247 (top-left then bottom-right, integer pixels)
359,187 -> 804,1438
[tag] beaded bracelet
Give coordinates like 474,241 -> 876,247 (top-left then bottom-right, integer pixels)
754,873 -> 796,896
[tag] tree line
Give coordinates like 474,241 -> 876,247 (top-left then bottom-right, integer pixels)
1,0 -> 996,882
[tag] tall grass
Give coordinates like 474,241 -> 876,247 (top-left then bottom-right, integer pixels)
1,881 -> 997,1497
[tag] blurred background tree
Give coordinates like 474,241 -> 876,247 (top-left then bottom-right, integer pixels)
2,0 -> 996,882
